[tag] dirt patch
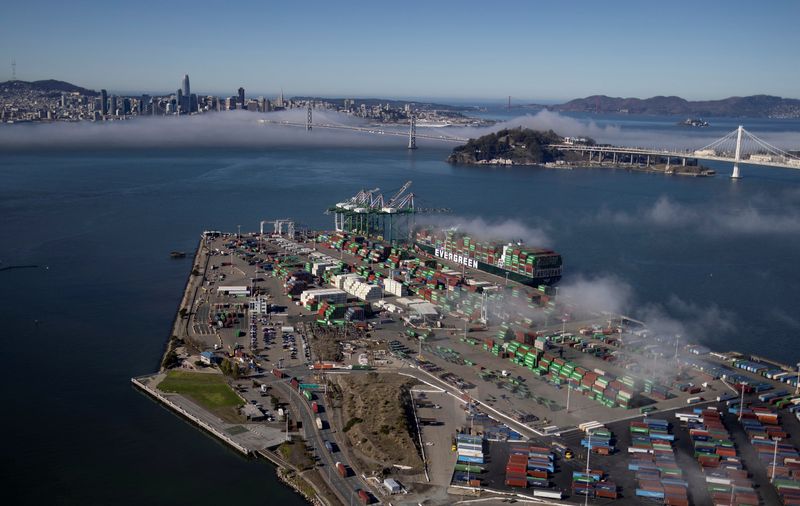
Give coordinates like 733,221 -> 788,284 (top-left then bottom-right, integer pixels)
278,440 -> 315,471
333,372 -> 423,474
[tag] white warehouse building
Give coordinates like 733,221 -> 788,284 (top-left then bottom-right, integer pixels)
300,288 -> 348,306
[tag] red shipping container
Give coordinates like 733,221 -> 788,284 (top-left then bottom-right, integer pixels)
505,478 -> 527,488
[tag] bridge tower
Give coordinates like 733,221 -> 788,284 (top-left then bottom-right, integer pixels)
408,115 -> 417,150
306,102 -> 312,131
731,125 -> 743,179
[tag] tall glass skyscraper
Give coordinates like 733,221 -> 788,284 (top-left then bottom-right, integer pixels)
101,89 -> 108,115
181,74 -> 190,97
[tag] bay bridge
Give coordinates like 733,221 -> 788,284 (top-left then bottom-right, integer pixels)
257,103 -> 468,149
550,126 -> 800,179
260,104 -> 800,178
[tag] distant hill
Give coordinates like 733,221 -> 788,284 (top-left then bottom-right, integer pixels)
547,94 -> 800,118
448,128 -> 586,165
0,79 -> 98,96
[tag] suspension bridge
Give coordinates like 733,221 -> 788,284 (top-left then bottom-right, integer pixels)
260,106 -> 800,178
550,126 -> 800,178
257,103 -> 468,148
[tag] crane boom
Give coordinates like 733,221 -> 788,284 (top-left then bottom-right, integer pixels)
386,181 -> 413,208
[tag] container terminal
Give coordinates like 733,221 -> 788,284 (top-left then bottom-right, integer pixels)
134,181 -> 800,506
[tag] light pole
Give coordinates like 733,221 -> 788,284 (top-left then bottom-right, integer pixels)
729,474 -> 735,506
738,382 -> 747,421
584,430 -> 592,506
772,437 -> 782,481
566,379 -> 573,414
795,362 -> 800,396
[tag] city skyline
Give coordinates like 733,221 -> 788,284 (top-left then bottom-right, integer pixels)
1,0 -> 800,101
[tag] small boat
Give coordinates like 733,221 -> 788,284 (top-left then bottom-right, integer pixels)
170,251 -> 187,259
680,118 -> 710,127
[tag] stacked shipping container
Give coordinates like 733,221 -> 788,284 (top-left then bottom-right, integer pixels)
504,445 -> 554,489
687,408 -> 760,505
628,418 -> 689,505
737,407 -> 800,504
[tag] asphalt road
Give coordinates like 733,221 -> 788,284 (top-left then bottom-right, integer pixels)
276,379 -> 366,505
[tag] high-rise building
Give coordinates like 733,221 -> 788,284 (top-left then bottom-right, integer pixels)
181,74 -> 190,97
110,95 -> 118,116
139,94 -> 151,114
122,98 -> 131,115
238,87 -> 245,107
176,89 -> 183,114
101,89 -> 108,115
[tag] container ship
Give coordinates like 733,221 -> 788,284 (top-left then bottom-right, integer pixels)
413,228 -> 562,286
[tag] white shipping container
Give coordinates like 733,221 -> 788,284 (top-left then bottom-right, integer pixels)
534,490 -> 563,499
457,449 -> 483,458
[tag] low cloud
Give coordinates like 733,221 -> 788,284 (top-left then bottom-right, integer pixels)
594,195 -> 800,235
2,108 -> 796,154
639,295 -> 737,344
558,274 -> 634,316
418,215 -> 552,247
450,110 -> 799,152
769,308 -> 800,331
555,273 -> 737,348
0,109 -> 418,151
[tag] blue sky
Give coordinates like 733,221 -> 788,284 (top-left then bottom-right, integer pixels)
1,0 -> 798,101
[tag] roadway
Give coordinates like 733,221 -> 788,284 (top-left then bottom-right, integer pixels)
275,378 -> 366,506
550,143 -> 800,170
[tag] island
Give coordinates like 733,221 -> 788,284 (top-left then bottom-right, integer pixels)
447,128 -> 715,176
447,128 -> 585,165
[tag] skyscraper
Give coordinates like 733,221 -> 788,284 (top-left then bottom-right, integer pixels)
101,89 -> 108,115
181,74 -> 190,97
139,94 -> 151,114
110,95 -> 118,116
176,89 -> 183,114
238,87 -> 245,107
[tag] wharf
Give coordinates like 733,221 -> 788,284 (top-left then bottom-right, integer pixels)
137,225 -> 800,506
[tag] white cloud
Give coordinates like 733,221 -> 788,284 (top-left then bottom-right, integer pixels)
558,274 -> 634,315
594,195 -> 800,235
418,215 -> 552,247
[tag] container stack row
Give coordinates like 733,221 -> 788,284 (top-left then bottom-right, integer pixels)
737,407 -> 800,505
453,433 -> 484,487
504,445 -> 553,489
581,427 -> 615,455
572,469 -> 618,499
687,407 -> 759,505
628,418 -> 689,506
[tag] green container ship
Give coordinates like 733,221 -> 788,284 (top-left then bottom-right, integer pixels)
414,228 -> 562,286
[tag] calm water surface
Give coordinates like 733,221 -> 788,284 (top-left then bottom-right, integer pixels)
2,126 -> 800,503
